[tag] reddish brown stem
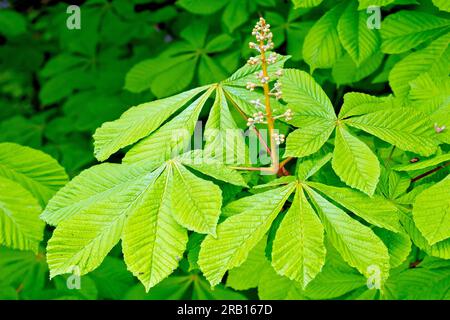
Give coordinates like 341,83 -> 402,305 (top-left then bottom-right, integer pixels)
223,89 -> 272,156
277,157 -> 294,176
411,162 -> 450,183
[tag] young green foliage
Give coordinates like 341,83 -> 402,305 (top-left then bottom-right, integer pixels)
2,1 -> 449,301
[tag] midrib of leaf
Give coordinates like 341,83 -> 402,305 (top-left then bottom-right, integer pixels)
345,110 -> 437,151
0,163 -> 51,206
172,162 -> 211,232
222,184 -> 296,270
42,166 -> 153,225
335,125 -> 374,192
290,187 -> 310,281
387,26 -> 449,42
146,166 -> 173,284
0,202 -> 31,247
304,185 -> 388,278
52,166 -> 166,275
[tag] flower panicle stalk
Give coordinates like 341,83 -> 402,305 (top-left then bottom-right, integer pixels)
232,17 -> 295,174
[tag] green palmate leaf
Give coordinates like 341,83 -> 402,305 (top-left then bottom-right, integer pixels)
171,163 -> 222,236
331,51 -> 384,85
223,53 -> 289,87
181,21 -> 209,48
222,85 -> 285,116
0,10 -> 27,37
304,252 -> 367,299
389,32 -> 450,99
285,20 -> 314,62
93,86 -> 209,161
413,175 -> 450,245
358,0 -> 394,9
338,1 -> 380,66
303,3 -> 345,71
203,86 -> 248,165
399,208 -> 450,259
252,176 -> 297,190
380,11 -> 450,54
198,183 -> 296,286
222,0 -> 249,33
393,153 -> 450,171
292,0 -> 323,8
176,0 -> 228,15
383,256 -> 450,299
122,169 -> 188,291
338,92 -> 394,119
125,273 -> 246,300
186,233 -> 205,272
124,53 -> 198,97
432,0 -> 450,12
371,54 -> 403,84
46,166 -> 165,278
305,266 -> 367,299
205,35 -> 235,53
409,73 -> 450,108
409,73 -> 450,144
307,182 -> 401,232
285,119 -> 336,158
198,55 -> 230,85
272,186 -> 326,288
124,58 -> 164,93
390,267 -> 450,300
0,143 -> 68,207
150,55 -> 198,98
305,186 -> 390,283
44,47 -> 74,70
332,125 -> 380,196
227,237 -> 270,290
41,164 -> 150,226
0,246 -> 48,297
258,267 -> 307,300
54,275 -> 98,300
189,275 -> 247,300
44,155 -> 227,286
0,177 -> 43,252
296,150 -> 332,181
281,70 -> 336,147
374,228 -> 411,268
224,0 -> 276,32
345,108 -> 438,156
89,257 -> 135,300
177,150 -> 247,187
123,87 -> 214,166
379,169 -> 410,200
395,183 -> 430,205
281,69 -> 335,119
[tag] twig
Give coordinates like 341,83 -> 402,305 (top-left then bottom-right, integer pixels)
411,162 -> 450,183
223,89 -> 272,156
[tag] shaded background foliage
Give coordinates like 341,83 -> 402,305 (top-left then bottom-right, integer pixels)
0,0 -> 449,300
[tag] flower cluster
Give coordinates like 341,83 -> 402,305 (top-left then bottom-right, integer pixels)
247,17 -> 275,65
434,123 -> 446,133
273,108 -> 294,122
269,81 -> 282,100
267,52 -> 277,64
250,98 -> 264,109
284,109 -> 294,121
251,17 -> 274,50
256,70 -> 270,84
246,82 -> 257,91
247,111 -> 265,127
247,56 -> 259,65
243,17 -> 294,147
273,133 -> 285,145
